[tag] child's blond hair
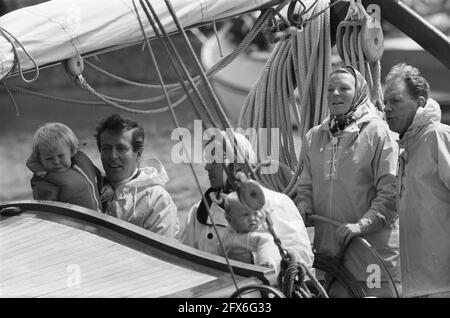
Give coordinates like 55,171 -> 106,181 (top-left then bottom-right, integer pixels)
32,123 -> 79,156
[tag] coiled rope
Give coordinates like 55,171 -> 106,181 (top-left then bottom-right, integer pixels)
262,207 -> 328,298
239,0 -> 334,202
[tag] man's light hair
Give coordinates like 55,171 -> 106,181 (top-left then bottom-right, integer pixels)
385,63 -> 430,100
32,123 -> 79,156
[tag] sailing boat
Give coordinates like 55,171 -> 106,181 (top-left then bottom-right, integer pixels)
1,0 -> 449,298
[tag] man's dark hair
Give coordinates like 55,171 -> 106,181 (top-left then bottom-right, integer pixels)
385,63 -> 430,100
95,114 -> 144,152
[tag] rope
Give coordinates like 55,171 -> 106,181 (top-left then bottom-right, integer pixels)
0,26 -> 39,82
239,0 -> 332,197
1,82 -> 107,105
260,206 -> 327,298
157,0 -> 262,183
278,250 -> 329,298
76,74 -> 188,114
0,81 -> 20,116
132,0 -> 280,292
132,0 -> 244,290
140,0 -> 219,126
85,59 -> 183,89
1,8 -> 274,120
0,80 -> 195,115
213,21 -> 223,58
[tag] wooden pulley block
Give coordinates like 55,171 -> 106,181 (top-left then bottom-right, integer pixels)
336,20 -> 361,62
64,55 -> 84,77
360,14 -> 384,62
235,172 -> 265,211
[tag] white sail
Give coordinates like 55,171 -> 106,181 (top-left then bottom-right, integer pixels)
0,0 -> 279,79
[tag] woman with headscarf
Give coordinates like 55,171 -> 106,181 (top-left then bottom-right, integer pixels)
296,66 -> 400,297
179,130 -> 313,269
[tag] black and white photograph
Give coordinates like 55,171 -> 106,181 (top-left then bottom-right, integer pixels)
1,0 -> 449,301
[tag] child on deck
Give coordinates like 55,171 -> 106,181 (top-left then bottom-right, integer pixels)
220,192 -> 281,273
27,123 -> 103,212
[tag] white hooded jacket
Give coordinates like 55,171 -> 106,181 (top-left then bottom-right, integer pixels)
397,98 -> 450,297
180,186 -> 314,269
179,190 -> 228,254
105,163 -> 179,239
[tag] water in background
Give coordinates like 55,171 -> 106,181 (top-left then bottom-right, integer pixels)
0,35 -> 210,225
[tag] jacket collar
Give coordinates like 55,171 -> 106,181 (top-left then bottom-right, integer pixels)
399,98 -> 441,147
319,102 -> 381,135
197,188 -> 227,226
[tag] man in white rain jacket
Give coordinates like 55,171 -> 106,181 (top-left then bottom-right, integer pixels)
96,114 -> 178,239
384,63 -> 450,298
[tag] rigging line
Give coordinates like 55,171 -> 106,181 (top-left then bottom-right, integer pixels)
134,1 -> 205,123
206,8 -> 273,79
141,0 -> 258,189
162,0 -> 258,182
131,0 -> 240,291
86,8 -> 272,108
161,8 -> 274,100
275,0 -> 293,12
86,58 -> 209,109
0,81 -> 20,116
1,80 -> 190,113
2,82 -> 106,105
140,0 -> 219,128
302,0 -> 342,26
78,75 -> 183,115
212,21 -> 223,58
302,0 -> 320,16
94,89 -> 183,104
0,26 -> 39,83
163,0 -> 234,129
85,59 -> 185,89
190,28 -> 208,45
148,0 -> 225,128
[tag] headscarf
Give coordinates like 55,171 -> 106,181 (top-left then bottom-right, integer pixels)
328,65 -> 370,134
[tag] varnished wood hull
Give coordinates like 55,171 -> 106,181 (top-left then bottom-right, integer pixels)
0,201 -> 275,298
